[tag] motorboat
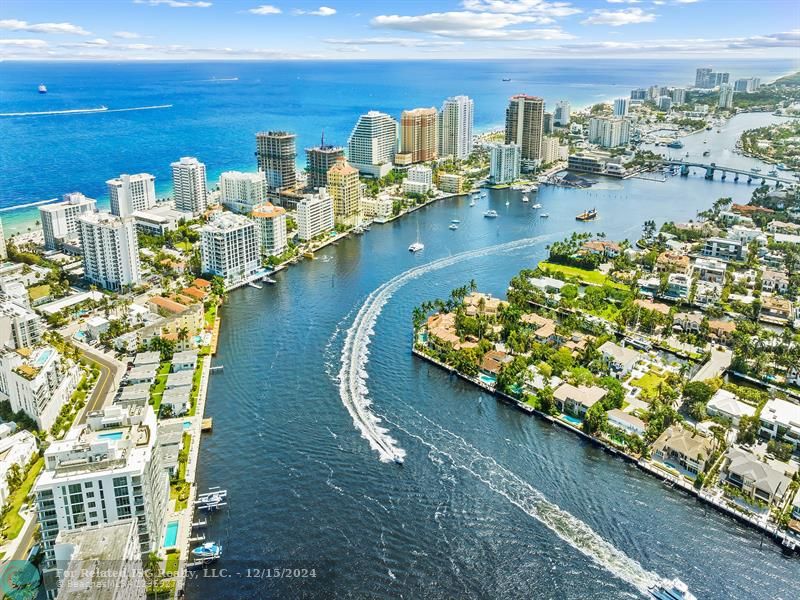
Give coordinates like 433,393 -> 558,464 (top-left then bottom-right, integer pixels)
667,140 -> 684,149
531,203 -> 542,209
262,276 -> 277,284
539,213 -> 549,218
191,542 -> 222,562
38,84 -> 47,94
522,195 -> 529,203
449,223 -> 459,230
768,169 -> 778,176
408,242 -> 424,252
394,455 -> 405,465
483,210 -> 498,218
648,578 -> 696,600
751,167 -> 761,173
470,198 -> 476,207
450,219 -> 460,224
576,208 -> 597,221
505,200 -> 510,206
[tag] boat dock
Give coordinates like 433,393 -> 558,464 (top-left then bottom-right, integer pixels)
201,418 -> 213,431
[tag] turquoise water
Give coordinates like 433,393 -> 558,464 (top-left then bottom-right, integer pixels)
1,59 -> 796,234
98,431 -> 123,441
164,520 -> 179,548
32,348 -> 54,368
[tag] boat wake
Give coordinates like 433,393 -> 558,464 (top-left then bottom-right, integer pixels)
0,104 -> 172,118
386,408 -> 662,595
337,233 -> 559,463
0,198 -> 57,212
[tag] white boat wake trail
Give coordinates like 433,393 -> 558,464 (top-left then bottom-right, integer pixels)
338,233 -> 558,462
337,231 -> 663,594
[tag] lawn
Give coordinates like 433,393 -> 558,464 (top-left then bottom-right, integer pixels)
169,433 -> 191,511
187,357 -> 204,417
165,550 -> 181,575
538,261 -> 628,290
174,241 -> 193,252
1,458 -> 43,541
27,284 -> 51,302
204,303 -> 217,328
631,371 -> 666,400
150,362 -> 172,413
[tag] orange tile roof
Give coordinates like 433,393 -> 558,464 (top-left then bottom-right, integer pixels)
192,278 -> 212,289
181,287 -> 207,300
149,296 -> 188,314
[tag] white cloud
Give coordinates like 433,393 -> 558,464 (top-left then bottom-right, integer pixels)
114,31 -> 142,39
675,0 -> 700,4
581,8 -> 657,26
325,37 -> 464,48
133,0 -> 212,7
0,38 -> 48,48
86,38 -> 110,46
606,0 -> 640,3
371,11 -> 574,40
461,0 -> 581,18
294,6 -> 337,16
248,5 -> 282,15
0,19 -> 90,35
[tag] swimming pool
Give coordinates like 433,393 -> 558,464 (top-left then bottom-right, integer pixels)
33,348 -> 54,368
562,415 -> 582,427
183,421 -> 192,430
478,374 -> 497,385
98,431 -> 123,440
164,520 -> 179,548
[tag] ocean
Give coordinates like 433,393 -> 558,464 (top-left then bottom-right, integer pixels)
0,58 -> 796,234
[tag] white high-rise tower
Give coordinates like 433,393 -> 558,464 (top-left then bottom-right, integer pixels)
107,173 -> 156,217
438,95 -> 474,161
171,156 -> 208,217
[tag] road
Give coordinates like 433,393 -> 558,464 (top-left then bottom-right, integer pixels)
74,342 -> 126,423
692,348 -> 733,382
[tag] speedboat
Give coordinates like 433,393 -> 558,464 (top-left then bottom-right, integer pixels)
191,542 -> 222,561
483,210 -> 498,218
262,276 -> 277,284
449,224 -> 459,230
648,578 -> 696,600
394,455 -> 404,465
38,84 -> 47,94
505,200 -> 510,206
768,169 -> 778,176
539,213 -> 549,218
450,219 -> 460,224
776,163 -> 789,170
751,167 -> 761,173
408,242 -> 424,252
576,208 -> 597,221
522,195 -> 529,203
531,203 -> 542,209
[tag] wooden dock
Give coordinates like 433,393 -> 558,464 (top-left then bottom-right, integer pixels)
201,418 -> 213,432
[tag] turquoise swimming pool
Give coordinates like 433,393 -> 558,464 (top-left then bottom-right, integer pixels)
562,415 -> 582,427
164,520 -> 179,548
478,373 -> 497,385
183,421 -> 192,430
98,431 -> 123,440
33,348 -> 54,367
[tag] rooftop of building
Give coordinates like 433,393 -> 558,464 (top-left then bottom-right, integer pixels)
251,202 -> 287,218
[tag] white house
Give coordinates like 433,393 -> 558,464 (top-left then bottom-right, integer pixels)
706,389 -> 756,426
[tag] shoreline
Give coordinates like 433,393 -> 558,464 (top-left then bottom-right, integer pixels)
411,347 -> 798,554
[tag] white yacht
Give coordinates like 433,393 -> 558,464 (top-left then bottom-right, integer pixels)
539,213 -> 549,218
648,578 -> 696,600
505,200 -> 510,206
449,223 -> 459,230
522,195 -> 530,203
409,222 -> 424,252
483,209 -> 498,218
531,203 -> 542,209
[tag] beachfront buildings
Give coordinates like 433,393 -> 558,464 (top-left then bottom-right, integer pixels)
219,170 -> 268,214
200,212 -> 261,289
305,138 -> 345,190
39,192 -> 97,251
588,117 -> 631,148
171,156 -> 208,217
438,95 -> 474,160
489,143 -> 521,184
613,98 -> 629,117
251,202 -> 288,257
734,78 -> 761,92
651,424 -> 712,475
0,345 -> 81,431
719,83 -> 735,109
297,188 -> 335,241
402,165 -> 433,196
256,131 -> 297,191
348,111 -> 398,178
553,100 -> 570,126
540,136 -> 566,165
33,405 -> 169,582
397,107 -> 438,165
504,94 -> 544,170
78,212 -> 142,292
107,173 -> 156,218
327,157 -> 362,227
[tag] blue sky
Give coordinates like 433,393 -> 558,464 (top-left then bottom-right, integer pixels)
1,0 -> 798,60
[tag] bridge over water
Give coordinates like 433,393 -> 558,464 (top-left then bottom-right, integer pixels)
655,159 -> 796,186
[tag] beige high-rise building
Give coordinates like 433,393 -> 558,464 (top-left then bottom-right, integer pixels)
504,95 -> 545,170
327,157 -> 362,227
399,107 -> 438,164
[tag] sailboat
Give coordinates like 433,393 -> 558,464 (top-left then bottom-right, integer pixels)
408,222 -> 424,252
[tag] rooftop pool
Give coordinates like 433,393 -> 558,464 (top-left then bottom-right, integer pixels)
164,520 -> 179,548
98,431 -> 123,441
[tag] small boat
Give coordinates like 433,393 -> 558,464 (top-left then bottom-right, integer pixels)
483,210 -> 498,218
751,167 -> 761,173
262,276 -> 277,284
776,163 -> 789,170
702,150 -> 710,156
394,455 -> 404,465
505,200 -> 510,206
450,219 -> 460,224
469,198 -> 476,207
768,169 -> 778,176
667,140 -> 684,149
502,78 -> 511,82
648,578 -> 696,600
449,224 -> 459,230
539,213 -> 549,218
531,203 -> 542,209
38,84 -> 47,94
303,251 -> 315,259
522,195 -> 530,203
409,222 -> 424,252
576,208 -> 597,221
191,542 -> 222,561
705,126 -> 712,130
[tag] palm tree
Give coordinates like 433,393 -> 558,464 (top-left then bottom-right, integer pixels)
177,327 -> 190,347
